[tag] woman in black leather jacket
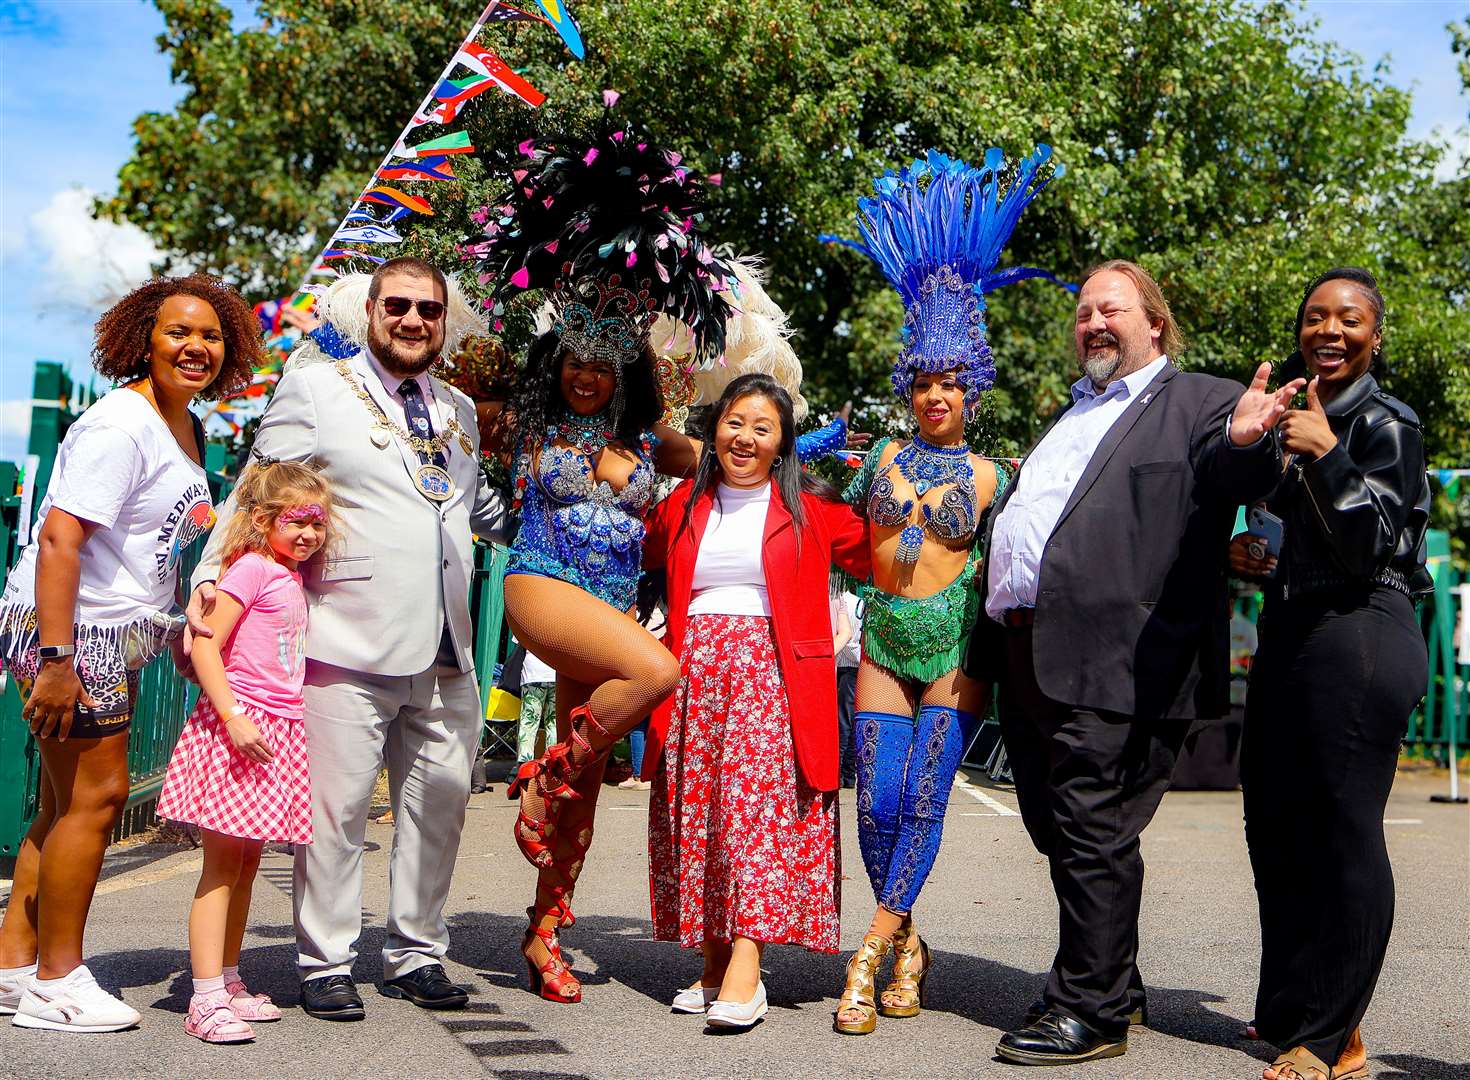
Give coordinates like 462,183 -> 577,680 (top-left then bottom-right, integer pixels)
1229,267 -> 1430,1080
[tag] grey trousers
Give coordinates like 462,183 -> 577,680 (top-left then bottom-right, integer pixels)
295,658 -> 481,982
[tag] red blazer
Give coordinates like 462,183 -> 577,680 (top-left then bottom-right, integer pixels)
641,480 -> 870,792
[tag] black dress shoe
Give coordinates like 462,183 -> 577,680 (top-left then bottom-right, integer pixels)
301,975 -> 365,1021
1024,998 -> 1147,1028
996,1009 -> 1126,1065
381,964 -> 469,1010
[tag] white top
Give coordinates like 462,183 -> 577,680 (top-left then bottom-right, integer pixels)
2,387 -> 212,625
688,482 -> 772,617
986,355 -> 1169,618
520,645 -> 557,686
836,591 -> 863,668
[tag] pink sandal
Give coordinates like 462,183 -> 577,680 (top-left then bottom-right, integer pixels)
185,993 -> 256,1043
226,980 -> 282,1022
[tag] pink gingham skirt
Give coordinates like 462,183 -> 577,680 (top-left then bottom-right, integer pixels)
157,696 -> 312,843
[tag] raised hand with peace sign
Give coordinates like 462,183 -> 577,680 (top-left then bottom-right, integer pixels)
1277,377 -> 1339,460
1228,361 -> 1308,447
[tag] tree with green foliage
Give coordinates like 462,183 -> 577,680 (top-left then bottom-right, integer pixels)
106,0 -> 1468,466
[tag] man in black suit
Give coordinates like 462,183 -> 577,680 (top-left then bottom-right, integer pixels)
965,260 -> 1304,1066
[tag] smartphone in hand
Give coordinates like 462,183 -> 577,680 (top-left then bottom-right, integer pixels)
1245,507 -> 1285,577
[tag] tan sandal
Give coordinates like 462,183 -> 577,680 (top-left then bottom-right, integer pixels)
834,934 -> 889,1035
879,921 -> 931,1018
1269,1045 -> 1369,1080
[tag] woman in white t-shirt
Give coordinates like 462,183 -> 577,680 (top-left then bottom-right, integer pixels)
0,275 -> 260,1034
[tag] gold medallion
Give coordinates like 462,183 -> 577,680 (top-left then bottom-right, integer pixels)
415,464 -> 455,502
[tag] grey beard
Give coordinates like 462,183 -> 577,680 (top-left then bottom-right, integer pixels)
1083,352 -> 1123,387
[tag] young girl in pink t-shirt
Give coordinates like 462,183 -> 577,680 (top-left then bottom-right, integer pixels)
158,461 -> 334,1044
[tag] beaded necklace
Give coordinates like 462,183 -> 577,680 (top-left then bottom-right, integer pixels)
892,436 -> 974,564
550,409 -> 615,455
895,435 -> 972,495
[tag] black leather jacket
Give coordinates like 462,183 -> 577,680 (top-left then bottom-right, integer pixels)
1265,372 -> 1431,600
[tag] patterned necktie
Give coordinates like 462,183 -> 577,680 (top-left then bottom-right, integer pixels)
397,378 -> 446,467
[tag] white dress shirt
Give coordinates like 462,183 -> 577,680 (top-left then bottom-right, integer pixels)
363,349 -> 447,436
985,355 -> 1169,619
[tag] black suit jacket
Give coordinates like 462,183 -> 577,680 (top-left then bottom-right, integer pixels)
964,362 -> 1281,721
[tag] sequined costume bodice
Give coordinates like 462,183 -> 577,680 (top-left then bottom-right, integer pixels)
863,438 -> 982,550
507,436 -> 658,611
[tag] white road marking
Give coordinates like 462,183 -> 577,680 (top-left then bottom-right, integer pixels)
955,782 -> 1020,817
93,855 -> 203,896
1384,818 -> 1423,825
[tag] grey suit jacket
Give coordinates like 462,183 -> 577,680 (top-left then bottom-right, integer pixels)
193,351 -> 507,677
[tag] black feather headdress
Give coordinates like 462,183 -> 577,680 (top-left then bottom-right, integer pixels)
467,105 -> 736,369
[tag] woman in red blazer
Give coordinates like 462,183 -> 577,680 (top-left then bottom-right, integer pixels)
641,373 -> 870,1030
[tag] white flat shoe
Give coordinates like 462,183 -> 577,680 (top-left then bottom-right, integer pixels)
671,984 -> 718,1014
705,981 -> 767,1029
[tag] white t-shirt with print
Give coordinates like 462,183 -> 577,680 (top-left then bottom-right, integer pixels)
2,387 -> 214,625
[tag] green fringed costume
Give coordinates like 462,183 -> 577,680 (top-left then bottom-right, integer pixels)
844,436 -> 1010,685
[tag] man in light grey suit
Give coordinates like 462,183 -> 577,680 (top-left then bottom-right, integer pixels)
187,257 -> 506,1020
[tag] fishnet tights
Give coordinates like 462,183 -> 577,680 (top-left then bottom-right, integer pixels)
855,655 -> 989,717
504,575 -> 679,879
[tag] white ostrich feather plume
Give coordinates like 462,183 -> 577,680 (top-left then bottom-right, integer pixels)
284,271 -> 487,372
651,255 -> 808,422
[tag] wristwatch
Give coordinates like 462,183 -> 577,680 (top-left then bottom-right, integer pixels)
37,644 -> 75,661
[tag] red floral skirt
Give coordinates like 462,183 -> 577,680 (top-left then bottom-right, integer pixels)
649,613 -> 840,952
157,696 -> 312,844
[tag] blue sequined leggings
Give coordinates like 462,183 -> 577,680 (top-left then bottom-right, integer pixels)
855,705 -> 980,915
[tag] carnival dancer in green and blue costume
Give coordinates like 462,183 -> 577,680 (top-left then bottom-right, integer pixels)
821,147 -> 1068,1035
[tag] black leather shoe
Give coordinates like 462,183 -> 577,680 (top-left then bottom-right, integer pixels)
996,1010 -> 1126,1065
1024,998 -> 1147,1028
301,975 -> 365,1021
381,964 -> 469,1010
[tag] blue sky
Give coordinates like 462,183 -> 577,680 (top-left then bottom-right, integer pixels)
1,0 -> 1467,463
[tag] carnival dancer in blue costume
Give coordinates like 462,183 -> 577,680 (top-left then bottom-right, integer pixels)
821,147 -> 1067,1034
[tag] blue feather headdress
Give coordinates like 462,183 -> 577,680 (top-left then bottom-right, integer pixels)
821,146 -> 1071,416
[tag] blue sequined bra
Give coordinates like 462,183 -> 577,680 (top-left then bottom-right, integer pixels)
506,436 -> 658,611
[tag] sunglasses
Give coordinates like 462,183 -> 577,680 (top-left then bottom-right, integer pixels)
377,296 -> 446,321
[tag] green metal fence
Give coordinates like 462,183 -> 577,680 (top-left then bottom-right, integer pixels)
1408,530 -> 1466,759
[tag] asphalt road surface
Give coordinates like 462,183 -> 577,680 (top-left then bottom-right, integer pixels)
1,767 -> 1465,1079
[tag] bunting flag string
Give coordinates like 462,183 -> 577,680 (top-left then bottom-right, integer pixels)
393,130 -> 475,158
486,2 -> 550,25
293,0 -> 582,301
530,0 -> 585,58
360,185 -> 435,215
379,156 -> 459,182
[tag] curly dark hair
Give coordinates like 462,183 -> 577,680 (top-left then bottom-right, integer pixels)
92,274 -> 263,400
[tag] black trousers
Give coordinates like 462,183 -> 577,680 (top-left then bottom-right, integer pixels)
999,624 -> 1187,1039
1242,586 -> 1426,1065
837,665 -> 859,784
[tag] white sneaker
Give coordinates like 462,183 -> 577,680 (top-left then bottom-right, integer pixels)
0,967 -> 35,1015
617,778 -> 651,791
11,965 -> 141,1032
705,981 -> 767,1029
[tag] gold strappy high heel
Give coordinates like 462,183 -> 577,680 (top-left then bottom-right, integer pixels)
834,934 -> 890,1035
879,920 -> 931,1018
